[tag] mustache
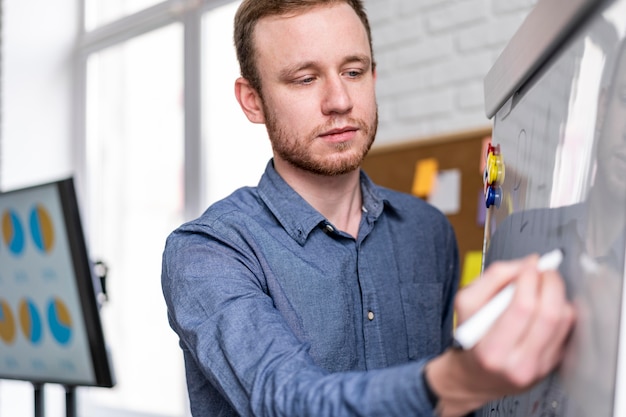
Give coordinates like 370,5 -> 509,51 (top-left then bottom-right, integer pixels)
310,118 -> 370,139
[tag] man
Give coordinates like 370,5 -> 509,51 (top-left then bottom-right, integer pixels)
161,1 -> 575,416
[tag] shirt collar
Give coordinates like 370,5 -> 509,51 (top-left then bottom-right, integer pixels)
257,159 -> 390,246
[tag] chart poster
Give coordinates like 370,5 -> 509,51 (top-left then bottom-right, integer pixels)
0,178 -> 113,387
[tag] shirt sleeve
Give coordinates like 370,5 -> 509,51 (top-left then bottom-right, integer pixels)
161,224 -> 442,417
442,215 -> 461,349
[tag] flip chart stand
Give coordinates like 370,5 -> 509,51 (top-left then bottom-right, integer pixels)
32,383 -> 77,417
33,383 -> 44,417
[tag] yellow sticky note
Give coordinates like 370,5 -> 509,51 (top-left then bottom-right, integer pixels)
411,158 -> 438,198
460,251 -> 483,288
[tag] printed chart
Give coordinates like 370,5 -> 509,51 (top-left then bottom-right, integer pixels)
0,180 -> 104,386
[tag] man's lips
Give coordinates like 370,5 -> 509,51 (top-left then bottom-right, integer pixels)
319,126 -> 359,141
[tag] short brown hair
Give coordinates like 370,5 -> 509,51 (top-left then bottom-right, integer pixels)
234,0 -> 375,95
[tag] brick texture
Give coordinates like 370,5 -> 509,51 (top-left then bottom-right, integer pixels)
364,0 -> 535,145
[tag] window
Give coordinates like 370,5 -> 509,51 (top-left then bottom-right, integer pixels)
82,23 -> 187,416
77,0 -> 271,416
85,0 -> 164,30
202,2 -> 272,205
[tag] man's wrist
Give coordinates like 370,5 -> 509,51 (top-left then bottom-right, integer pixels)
424,350 -> 484,417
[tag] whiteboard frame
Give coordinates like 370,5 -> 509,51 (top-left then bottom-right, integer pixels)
483,0 -> 603,118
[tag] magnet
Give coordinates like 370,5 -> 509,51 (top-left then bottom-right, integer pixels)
483,142 -> 505,208
487,154 -> 505,185
485,185 -> 502,208
483,143 -> 505,186
485,143 -> 500,158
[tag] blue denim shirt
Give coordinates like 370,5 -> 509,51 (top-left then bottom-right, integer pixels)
162,160 -> 459,417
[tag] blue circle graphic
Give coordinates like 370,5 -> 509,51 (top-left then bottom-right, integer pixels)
47,298 -> 72,345
29,205 -> 55,253
2,210 -> 25,256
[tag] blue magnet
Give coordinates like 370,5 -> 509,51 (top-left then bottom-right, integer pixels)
485,186 -> 502,208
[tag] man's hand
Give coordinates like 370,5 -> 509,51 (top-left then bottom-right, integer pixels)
425,254 -> 576,417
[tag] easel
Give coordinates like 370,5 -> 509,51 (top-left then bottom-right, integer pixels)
33,383 -> 77,417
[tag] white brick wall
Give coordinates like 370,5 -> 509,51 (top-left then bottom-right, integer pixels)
364,0 -> 537,146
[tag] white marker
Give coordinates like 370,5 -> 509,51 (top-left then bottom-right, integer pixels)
453,248 -> 564,350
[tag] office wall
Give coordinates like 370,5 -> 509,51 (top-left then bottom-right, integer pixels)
0,0 -> 78,192
366,0 -> 537,145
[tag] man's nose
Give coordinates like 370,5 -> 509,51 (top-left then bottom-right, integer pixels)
321,76 -> 353,115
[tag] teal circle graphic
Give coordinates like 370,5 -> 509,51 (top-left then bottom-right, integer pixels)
2,210 -> 25,256
29,205 -> 55,254
47,298 -> 72,346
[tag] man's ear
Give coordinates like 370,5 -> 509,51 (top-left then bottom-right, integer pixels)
235,77 -> 265,124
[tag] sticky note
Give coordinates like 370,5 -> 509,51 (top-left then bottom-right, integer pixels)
411,158 -> 438,198
460,251 -> 483,288
428,169 -> 461,215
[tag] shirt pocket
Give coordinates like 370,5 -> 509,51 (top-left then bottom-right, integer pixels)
400,282 -> 443,360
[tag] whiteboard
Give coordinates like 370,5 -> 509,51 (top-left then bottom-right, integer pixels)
479,0 -> 626,415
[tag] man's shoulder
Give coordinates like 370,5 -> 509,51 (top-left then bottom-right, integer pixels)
177,186 -> 265,233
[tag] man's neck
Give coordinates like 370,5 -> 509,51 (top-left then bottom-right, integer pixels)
274,158 -> 363,238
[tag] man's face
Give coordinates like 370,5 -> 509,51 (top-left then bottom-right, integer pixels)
252,3 -> 378,176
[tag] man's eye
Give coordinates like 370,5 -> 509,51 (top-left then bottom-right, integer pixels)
345,70 -> 362,78
296,76 -> 315,85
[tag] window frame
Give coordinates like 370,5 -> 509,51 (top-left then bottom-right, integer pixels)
74,0 -> 235,220
71,2 -> 237,416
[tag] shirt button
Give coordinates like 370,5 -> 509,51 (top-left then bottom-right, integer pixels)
367,311 -> 375,321
324,224 -> 335,233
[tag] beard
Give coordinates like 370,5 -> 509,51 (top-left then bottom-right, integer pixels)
262,101 -> 378,176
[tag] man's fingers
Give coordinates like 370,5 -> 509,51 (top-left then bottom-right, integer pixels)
471,259 -> 540,372
456,254 -> 539,323
517,270 -> 574,377
474,267 -> 574,388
